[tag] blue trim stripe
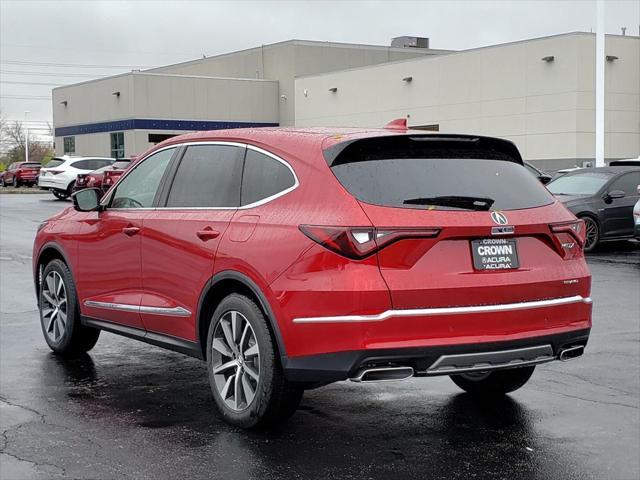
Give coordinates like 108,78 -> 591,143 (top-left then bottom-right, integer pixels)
55,119 -> 279,137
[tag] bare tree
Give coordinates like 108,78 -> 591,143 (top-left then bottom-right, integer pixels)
0,120 -> 53,164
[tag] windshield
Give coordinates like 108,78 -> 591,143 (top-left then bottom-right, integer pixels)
547,172 -> 612,195
331,157 -> 554,211
113,160 -> 131,169
22,163 -> 42,169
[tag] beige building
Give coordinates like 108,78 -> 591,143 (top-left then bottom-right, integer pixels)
295,33 -> 640,170
53,33 -> 639,170
53,39 -> 443,157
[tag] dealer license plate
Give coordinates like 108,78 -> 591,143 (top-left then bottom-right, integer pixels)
471,238 -> 519,270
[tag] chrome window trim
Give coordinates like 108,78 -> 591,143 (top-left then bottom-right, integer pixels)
84,300 -> 191,317
293,295 -> 593,324
102,141 -> 299,211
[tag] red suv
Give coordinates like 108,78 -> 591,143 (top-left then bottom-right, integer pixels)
2,161 -> 41,187
73,159 -> 133,196
33,127 -> 592,428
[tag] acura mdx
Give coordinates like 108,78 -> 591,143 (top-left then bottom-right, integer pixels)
33,126 -> 592,428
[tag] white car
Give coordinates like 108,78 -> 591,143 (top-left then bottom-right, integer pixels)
38,156 -> 114,199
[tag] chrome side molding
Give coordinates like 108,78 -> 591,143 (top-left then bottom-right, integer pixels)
84,300 -> 191,317
293,295 -> 593,324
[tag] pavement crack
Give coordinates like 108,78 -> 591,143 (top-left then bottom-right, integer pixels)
0,450 -> 67,477
549,370 -> 635,396
531,388 -> 639,410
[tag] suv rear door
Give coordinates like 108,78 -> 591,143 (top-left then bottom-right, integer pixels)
139,143 -> 244,341
327,135 -> 584,309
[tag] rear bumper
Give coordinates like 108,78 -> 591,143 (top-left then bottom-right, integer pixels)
282,295 -> 592,357
283,328 -> 590,383
38,177 -> 67,190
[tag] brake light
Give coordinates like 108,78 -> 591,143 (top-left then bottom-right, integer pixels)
550,220 -> 585,259
47,170 -> 63,175
299,225 -> 440,260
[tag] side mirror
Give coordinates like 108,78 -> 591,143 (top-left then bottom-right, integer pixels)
538,174 -> 552,185
73,188 -> 102,212
606,190 -> 626,200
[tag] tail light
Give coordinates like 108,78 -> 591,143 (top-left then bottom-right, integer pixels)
299,225 -> 440,260
47,170 -> 63,175
550,220 -> 585,259
103,171 -> 120,187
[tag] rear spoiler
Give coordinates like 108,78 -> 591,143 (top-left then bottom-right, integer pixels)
324,134 -> 524,167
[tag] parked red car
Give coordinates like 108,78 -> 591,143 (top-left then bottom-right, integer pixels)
73,159 -> 133,195
1,161 -> 41,187
33,126 -> 592,428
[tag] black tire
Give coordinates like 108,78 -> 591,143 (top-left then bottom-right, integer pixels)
13,179 -> 20,188
38,259 -> 100,355
450,366 -> 535,396
206,293 -> 303,429
52,189 -> 69,200
579,215 -> 599,253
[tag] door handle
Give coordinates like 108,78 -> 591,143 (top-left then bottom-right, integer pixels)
122,226 -> 140,237
196,228 -> 220,241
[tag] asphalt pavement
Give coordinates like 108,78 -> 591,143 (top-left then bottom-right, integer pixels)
1,193 -> 639,480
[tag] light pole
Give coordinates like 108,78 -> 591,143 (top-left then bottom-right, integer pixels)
24,110 -> 30,163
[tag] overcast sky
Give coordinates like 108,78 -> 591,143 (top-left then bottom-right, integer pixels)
1,0 -> 638,134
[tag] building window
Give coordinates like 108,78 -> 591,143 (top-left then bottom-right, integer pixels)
110,132 -> 125,159
63,136 -> 75,154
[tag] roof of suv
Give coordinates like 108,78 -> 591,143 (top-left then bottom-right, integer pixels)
151,127 -> 523,163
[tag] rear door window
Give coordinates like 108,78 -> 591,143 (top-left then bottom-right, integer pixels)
609,172 -> 640,196
71,160 -> 92,170
165,145 -> 243,208
241,149 -> 296,206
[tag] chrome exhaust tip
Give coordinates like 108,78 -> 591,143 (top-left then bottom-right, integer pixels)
350,366 -> 414,383
558,345 -> 585,361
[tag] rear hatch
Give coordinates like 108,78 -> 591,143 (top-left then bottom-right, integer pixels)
39,158 -> 66,177
19,162 -> 42,178
326,135 -> 587,309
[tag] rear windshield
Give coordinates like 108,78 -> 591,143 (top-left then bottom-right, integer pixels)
331,157 -> 554,211
22,163 -> 41,168
45,159 -> 64,168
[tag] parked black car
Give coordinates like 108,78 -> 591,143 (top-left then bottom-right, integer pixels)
547,166 -> 640,251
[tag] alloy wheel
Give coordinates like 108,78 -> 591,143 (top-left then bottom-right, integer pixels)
583,217 -> 598,251
41,271 -> 68,343
211,310 -> 260,411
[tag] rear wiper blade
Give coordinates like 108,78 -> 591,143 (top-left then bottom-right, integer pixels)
403,195 -> 495,211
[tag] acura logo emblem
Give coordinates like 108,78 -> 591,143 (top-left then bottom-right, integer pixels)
491,211 -> 509,225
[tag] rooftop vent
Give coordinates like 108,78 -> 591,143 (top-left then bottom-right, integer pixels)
391,36 -> 430,49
